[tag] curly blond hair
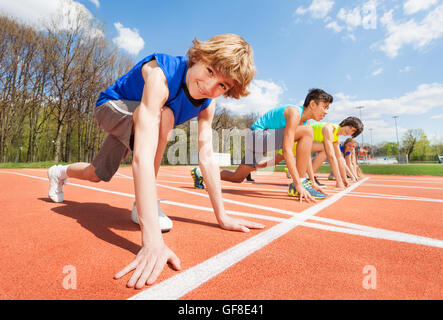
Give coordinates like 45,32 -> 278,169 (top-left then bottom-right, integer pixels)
187,33 -> 255,99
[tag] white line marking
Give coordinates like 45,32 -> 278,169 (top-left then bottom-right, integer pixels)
128,179 -> 368,300
363,183 -> 443,190
119,173 -> 443,204
163,200 -> 443,248
2,170 -> 442,299
3,170 -> 439,248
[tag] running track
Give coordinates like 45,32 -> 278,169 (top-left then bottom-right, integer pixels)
0,166 -> 442,299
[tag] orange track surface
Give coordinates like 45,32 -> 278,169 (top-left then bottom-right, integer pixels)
0,166 -> 442,300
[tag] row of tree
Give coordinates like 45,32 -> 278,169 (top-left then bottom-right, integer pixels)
366,129 -> 442,162
0,13 -> 133,163
1,13 -> 440,165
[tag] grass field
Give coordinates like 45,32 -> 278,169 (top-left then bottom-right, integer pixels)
1,162 -> 442,176
268,164 -> 443,176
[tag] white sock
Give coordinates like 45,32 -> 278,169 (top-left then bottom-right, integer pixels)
58,165 -> 69,180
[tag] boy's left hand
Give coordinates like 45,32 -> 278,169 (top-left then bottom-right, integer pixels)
218,215 -> 265,233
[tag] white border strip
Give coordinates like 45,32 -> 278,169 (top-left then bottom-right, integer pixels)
128,178 -> 368,300
2,170 -> 442,299
163,200 -> 443,248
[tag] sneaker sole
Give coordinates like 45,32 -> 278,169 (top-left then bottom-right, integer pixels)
190,169 -> 204,189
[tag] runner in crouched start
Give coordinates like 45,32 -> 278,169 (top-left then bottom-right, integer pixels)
191,88 -> 333,202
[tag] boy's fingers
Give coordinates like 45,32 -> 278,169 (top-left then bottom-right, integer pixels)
168,253 -> 181,271
147,258 -> 167,285
128,262 -> 148,288
134,258 -> 156,289
248,222 -> 265,229
239,219 -> 265,229
114,260 -> 137,279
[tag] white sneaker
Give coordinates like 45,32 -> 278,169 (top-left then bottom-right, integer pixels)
48,165 -> 67,203
131,200 -> 173,232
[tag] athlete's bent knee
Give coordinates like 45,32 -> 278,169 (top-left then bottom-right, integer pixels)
87,165 -> 101,183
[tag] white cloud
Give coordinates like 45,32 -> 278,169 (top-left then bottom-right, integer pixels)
403,0 -> 438,15
325,83 -> 443,143
0,0 -> 102,36
112,22 -> 145,55
337,7 -> 362,30
337,0 -> 378,31
328,83 -> 443,122
89,0 -> 99,8
377,5 -> 443,58
325,20 -> 343,32
295,0 -> 334,19
400,66 -> 412,73
342,33 -> 356,42
217,79 -> 285,115
371,67 -> 383,76
361,0 -> 378,29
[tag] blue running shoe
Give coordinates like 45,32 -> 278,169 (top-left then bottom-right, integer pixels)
288,180 -> 327,199
191,167 -> 205,189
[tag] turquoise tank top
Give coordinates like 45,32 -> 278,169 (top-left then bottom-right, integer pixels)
251,105 -> 306,130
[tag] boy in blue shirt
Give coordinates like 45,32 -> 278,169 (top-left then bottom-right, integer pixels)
48,34 -> 264,289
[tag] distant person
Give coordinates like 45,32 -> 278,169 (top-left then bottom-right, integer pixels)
262,117 -> 363,190
329,140 -> 366,181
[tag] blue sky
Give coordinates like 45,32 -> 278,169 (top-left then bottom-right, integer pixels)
1,0 -> 443,146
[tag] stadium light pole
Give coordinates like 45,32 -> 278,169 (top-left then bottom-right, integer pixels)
356,106 -> 364,147
369,128 -> 373,148
393,115 -> 401,162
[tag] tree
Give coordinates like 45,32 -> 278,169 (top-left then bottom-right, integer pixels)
0,12 -> 133,163
377,142 -> 398,156
401,129 -> 426,159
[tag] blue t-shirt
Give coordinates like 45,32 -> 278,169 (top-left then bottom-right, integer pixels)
96,53 -> 212,126
251,105 -> 306,130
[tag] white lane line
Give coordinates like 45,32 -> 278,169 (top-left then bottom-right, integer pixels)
3,170 -> 442,293
115,171 -> 304,215
367,178 -> 443,184
363,183 -> 443,190
119,173 -> 443,204
340,193 -> 443,203
128,179 -> 368,300
3,170 -> 440,249
163,200 -> 443,248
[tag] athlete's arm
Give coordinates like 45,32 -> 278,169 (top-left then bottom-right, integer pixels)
283,108 -> 314,202
198,101 -> 264,232
344,153 -> 358,181
115,60 -> 180,289
323,125 -> 345,189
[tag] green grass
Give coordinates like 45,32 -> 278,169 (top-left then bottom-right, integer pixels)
222,163 -> 443,176
0,161 -> 69,168
249,164 -> 443,176
356,164 -> 443,176
2,162 -> 443,176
